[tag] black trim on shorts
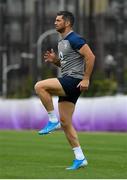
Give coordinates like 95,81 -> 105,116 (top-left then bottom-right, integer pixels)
58,76 -> 82,104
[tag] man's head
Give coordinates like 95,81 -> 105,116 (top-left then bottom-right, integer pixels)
55,11 -> 74,33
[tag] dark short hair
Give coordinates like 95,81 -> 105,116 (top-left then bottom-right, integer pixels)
57,11 -> 74,27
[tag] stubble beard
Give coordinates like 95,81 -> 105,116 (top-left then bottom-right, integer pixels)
56,27 -> 66,34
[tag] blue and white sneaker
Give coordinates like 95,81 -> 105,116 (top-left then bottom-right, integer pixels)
66,159 -> 88,170
38,121 -> 61,135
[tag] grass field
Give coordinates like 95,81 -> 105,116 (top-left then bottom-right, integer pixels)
0,130 -> 127,179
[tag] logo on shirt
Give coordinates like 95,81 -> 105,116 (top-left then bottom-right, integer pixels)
59,51 -> 64,61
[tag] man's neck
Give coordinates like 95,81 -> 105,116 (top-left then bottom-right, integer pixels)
60,28 -> 73,38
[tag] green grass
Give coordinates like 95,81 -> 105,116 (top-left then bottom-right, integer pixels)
0,130 -> 127,179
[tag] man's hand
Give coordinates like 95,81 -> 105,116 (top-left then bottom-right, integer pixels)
43,49 -> 61,67
43,49 -> 57,63
77,79 -> 89,91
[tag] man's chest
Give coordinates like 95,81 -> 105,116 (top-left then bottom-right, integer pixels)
58,40 -> 73,55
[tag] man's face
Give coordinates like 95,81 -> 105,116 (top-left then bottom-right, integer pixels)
54,15 -> 66,33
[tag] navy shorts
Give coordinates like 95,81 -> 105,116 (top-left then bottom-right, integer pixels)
58,76 -> 82,104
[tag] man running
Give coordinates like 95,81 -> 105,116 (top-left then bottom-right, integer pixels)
35,11 -> 95,170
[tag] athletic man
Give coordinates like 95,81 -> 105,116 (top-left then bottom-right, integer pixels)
35,11 -> 95,170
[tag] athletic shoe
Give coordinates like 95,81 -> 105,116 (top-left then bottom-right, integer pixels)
38,121 -> 61,135
66,159 -> 88,170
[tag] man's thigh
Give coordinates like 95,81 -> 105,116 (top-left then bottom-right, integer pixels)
37,78 -> 66,96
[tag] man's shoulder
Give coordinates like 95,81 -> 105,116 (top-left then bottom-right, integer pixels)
65,32 -> 82,40
65,32 -> 86,50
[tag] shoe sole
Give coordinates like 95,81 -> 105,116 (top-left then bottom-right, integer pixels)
79,162 -> 88,168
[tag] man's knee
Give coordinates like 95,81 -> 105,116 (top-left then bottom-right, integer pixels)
34,81 -> 45,94
60,116 -> 70,129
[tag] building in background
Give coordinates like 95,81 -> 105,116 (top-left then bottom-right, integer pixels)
0,0 -> 126,97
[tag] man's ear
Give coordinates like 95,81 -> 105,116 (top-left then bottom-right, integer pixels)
65,20 -> 70,27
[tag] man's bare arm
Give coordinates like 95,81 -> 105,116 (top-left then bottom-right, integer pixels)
52,57 -> 61,67
77,44 -> 95,91
80,44 -> 95,80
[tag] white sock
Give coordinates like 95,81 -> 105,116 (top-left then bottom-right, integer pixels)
73,146 -> 85,160
48,110 -> 58,123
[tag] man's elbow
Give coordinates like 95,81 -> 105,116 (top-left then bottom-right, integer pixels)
91,54 -> 95,63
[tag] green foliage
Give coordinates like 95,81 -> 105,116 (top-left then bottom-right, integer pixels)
7,69 -> 127,98
83,71 -> 118,97
8,75 -> 33,99
124,69 -> 127,94
87,78 -> 118,97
